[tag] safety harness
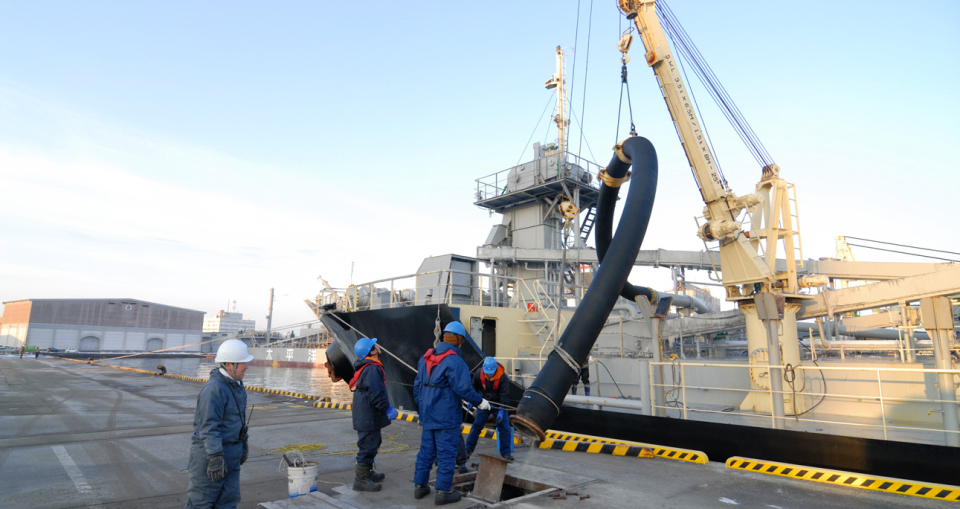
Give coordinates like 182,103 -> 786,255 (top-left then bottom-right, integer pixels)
480,364 -> 504,392
420,348 -> 457,388
348,359 -> 385,392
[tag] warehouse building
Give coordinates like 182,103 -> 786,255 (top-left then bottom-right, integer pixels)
0,298 -> 204,352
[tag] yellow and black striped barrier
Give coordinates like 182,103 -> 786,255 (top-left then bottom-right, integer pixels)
726,456 -> 960,502
544,430 -> 708,464
537,437 -> 654,460
314,401 -> 352,410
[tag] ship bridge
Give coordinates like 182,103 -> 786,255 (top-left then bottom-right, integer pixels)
475,144 -> 601,215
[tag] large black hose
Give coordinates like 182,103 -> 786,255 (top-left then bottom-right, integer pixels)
594,157 -> 656,304
511,136 -> 658,439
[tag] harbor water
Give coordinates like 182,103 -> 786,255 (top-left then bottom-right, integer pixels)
100,356 -> 353,402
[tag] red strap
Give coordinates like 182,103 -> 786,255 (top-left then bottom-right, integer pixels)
423,348 -> 457,377
348,359 -> 385,390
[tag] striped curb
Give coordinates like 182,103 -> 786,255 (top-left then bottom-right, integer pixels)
544,430 -> 708,464
727,456 -> 960,502
537,437 -> 655,460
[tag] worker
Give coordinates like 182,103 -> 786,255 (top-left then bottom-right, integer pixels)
412,321 -> 489,505
157,364 -> 168,376
348,337 -> 398,492
184,339 -> 253,509
34,348 -> 40,359
19,346 -> 24,359
464,357 -> 514,461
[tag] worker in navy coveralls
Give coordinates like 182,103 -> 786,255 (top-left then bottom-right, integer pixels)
412,321 -> 490,505
348,337 -> 398,492
184,339 -> 252,509
464,357 -> 514,460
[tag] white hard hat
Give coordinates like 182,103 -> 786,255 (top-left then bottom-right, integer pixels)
215,339 -> 254,363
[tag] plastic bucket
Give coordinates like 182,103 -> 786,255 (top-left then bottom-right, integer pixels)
286,460 -> 320,498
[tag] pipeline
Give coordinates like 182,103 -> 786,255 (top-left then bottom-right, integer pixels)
796,322 -> 930,341
511,136 -> 658,440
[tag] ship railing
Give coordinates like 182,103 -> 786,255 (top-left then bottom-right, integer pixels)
331,269 -> 587,314
474,151 -> 603,202
647,361 -> 960,445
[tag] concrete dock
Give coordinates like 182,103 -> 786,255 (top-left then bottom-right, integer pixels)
0,357 -> 949,508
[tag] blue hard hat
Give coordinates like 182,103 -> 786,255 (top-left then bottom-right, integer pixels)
482,356 -> 498,375
443,321 -> 467,337
355,337 -> 378,359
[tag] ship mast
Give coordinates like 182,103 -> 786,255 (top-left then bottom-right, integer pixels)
544,46 -> 568,157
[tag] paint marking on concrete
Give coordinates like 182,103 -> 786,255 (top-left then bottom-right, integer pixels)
719,497 -> 740,505
52,445 -> 105,509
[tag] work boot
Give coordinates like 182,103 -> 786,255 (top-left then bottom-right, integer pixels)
368,467 -> 385,482
435,489 -> 461,505
502,454 -> 515,462
414,484 -> 431,500
352,464 -> 382,492
456,463 -> 468,474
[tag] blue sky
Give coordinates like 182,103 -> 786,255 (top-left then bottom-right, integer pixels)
1,1 -> 958,328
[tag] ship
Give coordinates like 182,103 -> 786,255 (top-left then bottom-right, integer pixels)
286,0 -> 959,486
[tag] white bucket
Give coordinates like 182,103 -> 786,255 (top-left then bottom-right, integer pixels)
286,460 -> 320,498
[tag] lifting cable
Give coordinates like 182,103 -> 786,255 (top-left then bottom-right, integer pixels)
657,0 -> 774,170
575,0 -> 595,163
615,47 -> 638,142
516,91 -> 557,167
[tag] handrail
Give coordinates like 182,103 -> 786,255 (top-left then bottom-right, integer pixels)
647,360 -> 960,443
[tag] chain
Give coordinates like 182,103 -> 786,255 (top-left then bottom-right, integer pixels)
433,306 -> 442,347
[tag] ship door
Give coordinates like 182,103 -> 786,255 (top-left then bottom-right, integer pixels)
482,319 -> 497,357
469,317 -> 497,357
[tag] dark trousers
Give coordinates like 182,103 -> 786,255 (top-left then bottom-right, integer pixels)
464,409 -> 512,457
356,430 -> 382,466
414,427 -> 459,491
184,442 -> 242,509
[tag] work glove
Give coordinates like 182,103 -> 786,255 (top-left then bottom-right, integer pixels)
207,453 -> 227,482
464,401 -> 473,411
497,409 -> 507,423
240,441 -> 249,465
478,399 -> 491,411
386,405 -> 399,420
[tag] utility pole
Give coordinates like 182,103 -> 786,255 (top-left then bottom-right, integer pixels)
266,288 -> 274,343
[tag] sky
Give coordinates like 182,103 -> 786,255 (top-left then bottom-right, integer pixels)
1,1 -> 958,330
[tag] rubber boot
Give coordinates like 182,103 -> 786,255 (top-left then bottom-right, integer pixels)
414,484 -> 431,500
435,489 -> 461,505
352,464 -> 382,492
584,386 -> 590,397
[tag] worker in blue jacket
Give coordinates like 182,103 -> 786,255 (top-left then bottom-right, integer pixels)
412,321 -> 489,505
184,339 -> 253,509
464,357 -> 514,461
348,337 -> 398,492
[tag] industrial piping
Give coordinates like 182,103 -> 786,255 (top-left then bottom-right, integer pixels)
511,136 -> 658,440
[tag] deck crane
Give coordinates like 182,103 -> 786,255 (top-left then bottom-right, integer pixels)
617,0 -> 820,421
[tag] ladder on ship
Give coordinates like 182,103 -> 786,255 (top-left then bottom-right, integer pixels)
579,205 -> 597,245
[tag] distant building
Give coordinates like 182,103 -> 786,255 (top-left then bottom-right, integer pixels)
0,298 -> 204,352
203,311 -> 256,335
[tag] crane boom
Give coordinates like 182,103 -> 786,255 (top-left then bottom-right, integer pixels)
617,0 -> 802,298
